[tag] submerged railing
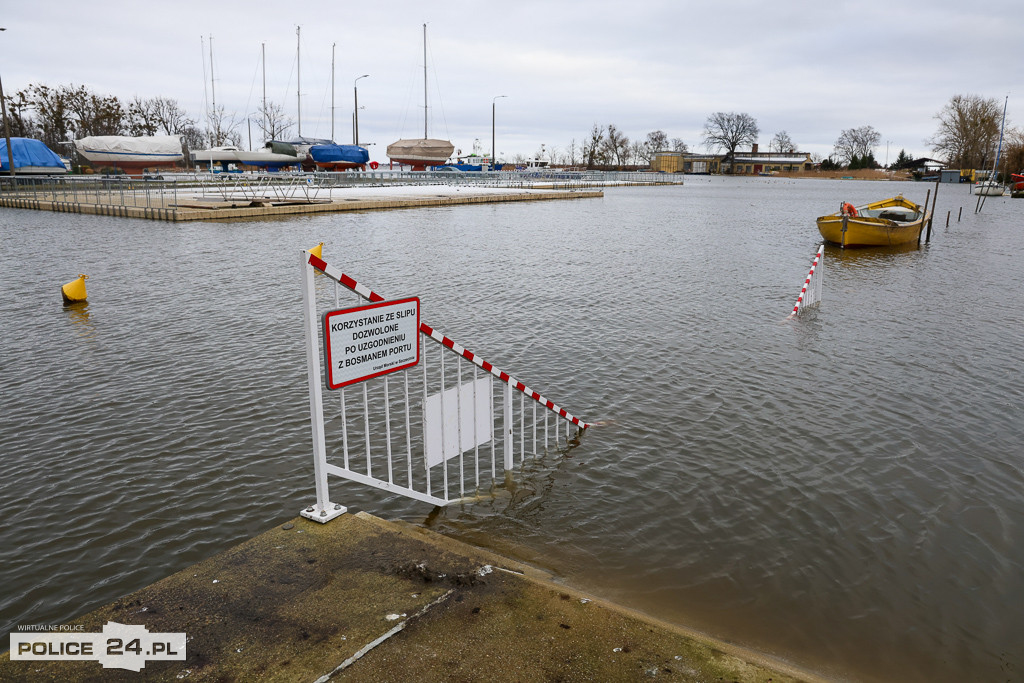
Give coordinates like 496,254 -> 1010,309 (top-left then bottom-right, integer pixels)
788,244 -> 824,318
300,251 -> 591,522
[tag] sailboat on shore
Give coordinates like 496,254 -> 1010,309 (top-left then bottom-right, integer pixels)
387,24 -> 454,170
974,95 -> 1008,197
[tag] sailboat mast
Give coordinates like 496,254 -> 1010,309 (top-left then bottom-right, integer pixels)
296,26 -> 302,138
209,35 -> 216,145
200,37 -> 209,148
331,43 -> 336,142
993,95 -> 1008,176
423,23 -> 428,139
976,95 -> 1009,213
262,43 -> 267,142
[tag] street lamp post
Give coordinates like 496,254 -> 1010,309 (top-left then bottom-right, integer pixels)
492,95 -> 507,171
354,74 -> 369,146
0,28 -> 14,176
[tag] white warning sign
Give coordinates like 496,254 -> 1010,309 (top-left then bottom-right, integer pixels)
323,297 -> 420,389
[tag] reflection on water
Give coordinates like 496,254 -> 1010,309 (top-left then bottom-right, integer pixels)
825,240 -> 924,263
63,301 -> 95,336
1,182 -> 1022,683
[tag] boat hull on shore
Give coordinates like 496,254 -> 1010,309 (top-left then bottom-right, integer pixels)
0,137 -> 68,175
387,138 -> 454,171
309,144 -> 369,171
816,195 -> 929,248
191,144 -> 301,172
74,135 -> 183,175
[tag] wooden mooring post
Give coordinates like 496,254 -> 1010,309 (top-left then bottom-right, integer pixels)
921,188 -> 931,245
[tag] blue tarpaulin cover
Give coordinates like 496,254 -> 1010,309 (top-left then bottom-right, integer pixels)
0,137 -> 67,172
309,144 -> 370,165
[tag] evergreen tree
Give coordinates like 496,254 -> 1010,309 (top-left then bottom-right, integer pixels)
891,149 -> 913,169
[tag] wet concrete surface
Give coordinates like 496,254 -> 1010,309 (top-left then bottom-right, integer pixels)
1,512 -> 824,682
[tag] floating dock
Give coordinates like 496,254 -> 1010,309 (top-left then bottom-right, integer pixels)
0,185 -> 604,222
1,512 -> 821,682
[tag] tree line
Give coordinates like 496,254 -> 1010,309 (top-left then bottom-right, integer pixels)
4,83 -> 1021,176
1,82 -> 296,157
564,94 -> 1021,176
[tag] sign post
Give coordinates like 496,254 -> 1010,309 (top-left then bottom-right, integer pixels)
300,251 -> 345,523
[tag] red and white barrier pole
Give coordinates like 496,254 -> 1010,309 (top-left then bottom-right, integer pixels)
307,253 -> 591,430
788,244 -> 824,318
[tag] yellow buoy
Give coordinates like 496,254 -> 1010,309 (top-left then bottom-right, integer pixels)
61,274 -> 88,304
307,242 -> 324,259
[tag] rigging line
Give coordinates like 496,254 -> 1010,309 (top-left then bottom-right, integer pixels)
243,45 -> 263,146
425,27 -> 451,141
391,63 -> 418,141
310,46 -> 332,140
199,36 -> 209,135
313,76 -> 330,141
282,48 -> 297,131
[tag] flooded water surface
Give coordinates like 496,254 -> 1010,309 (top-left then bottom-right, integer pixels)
2,178 -> 1022,682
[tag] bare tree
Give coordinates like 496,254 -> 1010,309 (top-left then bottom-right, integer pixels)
927,94 -> 1002,169
584,123 -> 605,168
601,124 -> 630,167
179,124 -> 206,160
24,84 -> 78,149
126,96 -> 159,136
5,87 -> 42,139
770,130 -> 795,153
255,100 -> 295,143
703,112 -> 759,172
205,102 -> 243,147
546,144 -> 560,165
646,130 -> 669,151
65,85 -> 125,138
634,130 -> 668,163
149,96 -> 196,136
998,127 -> 1023,178
833,125 -> 881,164
670,137 -> 688,153
566,138 -> 579,166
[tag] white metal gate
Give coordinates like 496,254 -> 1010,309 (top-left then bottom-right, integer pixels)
300,251 -> 591,522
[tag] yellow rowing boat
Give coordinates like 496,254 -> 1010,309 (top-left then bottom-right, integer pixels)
816,195 -> 930,248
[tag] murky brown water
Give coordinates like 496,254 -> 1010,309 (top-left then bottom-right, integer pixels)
2,178 -> 1021,682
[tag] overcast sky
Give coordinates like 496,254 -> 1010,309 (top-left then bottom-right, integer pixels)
2,1 -> 1019,163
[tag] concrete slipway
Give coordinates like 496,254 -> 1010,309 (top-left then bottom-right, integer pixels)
1,511 -> 826,682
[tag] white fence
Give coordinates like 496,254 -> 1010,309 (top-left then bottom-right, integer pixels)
300,251 -> 590,522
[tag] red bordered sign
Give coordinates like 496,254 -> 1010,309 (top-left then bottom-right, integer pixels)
323,297 -> 420,389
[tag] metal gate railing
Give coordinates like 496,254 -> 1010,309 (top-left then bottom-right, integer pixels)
788,244 -> 824,318
300,251 -> 590,522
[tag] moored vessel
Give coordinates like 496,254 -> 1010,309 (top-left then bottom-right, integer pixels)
816,195 -> 930,248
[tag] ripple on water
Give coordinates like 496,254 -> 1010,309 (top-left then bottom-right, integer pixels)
2,185 -> 1023,682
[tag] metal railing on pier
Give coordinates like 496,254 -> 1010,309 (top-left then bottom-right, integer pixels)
0,168 -> 680,207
